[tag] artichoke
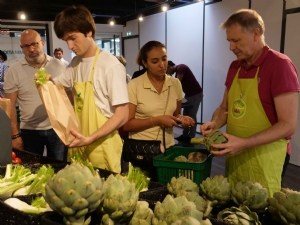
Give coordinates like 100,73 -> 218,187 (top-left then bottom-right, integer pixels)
152,194 -> 203,225
171,216 -> 202,225
167,176 -> 199,197
101,174 -> 139,223
185,192 -> 208,215
200,175 -> 231,206
174,155 -> 188,162
268,188 -> 300,225
129,201 -> 153,225
203,129 -> 227,151
200,175 -> 231,217
217,206 -> 261,225
44,162 -> 104,225
231,181 -> 268,212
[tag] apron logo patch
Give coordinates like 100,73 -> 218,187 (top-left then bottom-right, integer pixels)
232,98 -> 246,119
75,92 -> 84,112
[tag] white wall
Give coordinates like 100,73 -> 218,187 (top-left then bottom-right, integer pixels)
124,37 -> 140,76
202,0 -> 248,125
139,12 -> 166,47
167,2 -> 204,122
284,0 -> 300,165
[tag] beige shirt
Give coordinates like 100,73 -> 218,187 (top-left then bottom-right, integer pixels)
4,56 -> 65,129
128,73 -> 183,148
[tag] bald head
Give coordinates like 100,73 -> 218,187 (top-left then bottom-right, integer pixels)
20,29 -> 41,44
20,29 -> 46,66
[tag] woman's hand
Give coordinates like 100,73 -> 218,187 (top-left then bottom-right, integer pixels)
156,115 -> 179,128
177,115 -> 195,127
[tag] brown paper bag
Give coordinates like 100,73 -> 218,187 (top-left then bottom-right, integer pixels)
0,98 -> 11,119
37,82 -> 79,145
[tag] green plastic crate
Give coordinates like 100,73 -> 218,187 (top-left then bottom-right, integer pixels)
153,145 -> 212,185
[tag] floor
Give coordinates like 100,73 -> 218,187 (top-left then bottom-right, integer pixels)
174,127 -> 300,191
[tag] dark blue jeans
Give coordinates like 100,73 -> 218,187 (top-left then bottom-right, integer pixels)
21,129 -> 67,161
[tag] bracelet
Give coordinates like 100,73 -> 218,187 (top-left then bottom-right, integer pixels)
11,133 -> 21,140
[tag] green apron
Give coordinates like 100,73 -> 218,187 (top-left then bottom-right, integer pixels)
69,49 -> 122,173
227,67 -> 287,196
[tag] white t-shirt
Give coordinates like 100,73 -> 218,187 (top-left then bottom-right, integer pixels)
54,50 -> 129,117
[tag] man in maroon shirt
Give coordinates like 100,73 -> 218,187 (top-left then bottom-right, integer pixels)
167,61 -> 203,143
201,9 -> 299,195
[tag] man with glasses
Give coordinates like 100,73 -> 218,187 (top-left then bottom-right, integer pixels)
4,29 -> 67,161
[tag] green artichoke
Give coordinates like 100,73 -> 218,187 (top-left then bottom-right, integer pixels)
174,155 -> 188,162
231,181 -> 268,212
200,175 -> 231,206
217,205 -> 261,225
44,162 -> 104,225
129,201 -> 153,225
101,174 -> 139,223
152,194 -> 203,225
167,176 -> 199,197
268,188 -> 300,225
203,129 -> 227,151
171,216 -> 202,225
200,175 -> 231,218
185,192 -> 208,216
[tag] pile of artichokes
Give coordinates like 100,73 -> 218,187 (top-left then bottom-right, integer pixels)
41,159 -> 300,225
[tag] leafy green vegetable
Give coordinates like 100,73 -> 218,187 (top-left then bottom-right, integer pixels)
35,67 -> 50,85
27,165 -> 55,195
69,150 -> 96,175
126,163 -> 149,192
4,197 -> 52,214
31,196 -> 48,208
0,164 -> 36,198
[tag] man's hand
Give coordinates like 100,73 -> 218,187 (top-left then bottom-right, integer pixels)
68,129 -> 93,147
201,121 -> 217,136
210,133 -> 247,156
12,137 -> 24,150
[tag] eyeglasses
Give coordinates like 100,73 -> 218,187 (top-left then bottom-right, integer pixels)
20,40 -> 42,49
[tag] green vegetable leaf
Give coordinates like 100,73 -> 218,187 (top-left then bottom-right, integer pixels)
35,67 -> 50,85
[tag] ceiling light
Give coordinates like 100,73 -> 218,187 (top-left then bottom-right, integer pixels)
17,11 -> 26,20
108,18 -> 115,26
161,4 -> 169,12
